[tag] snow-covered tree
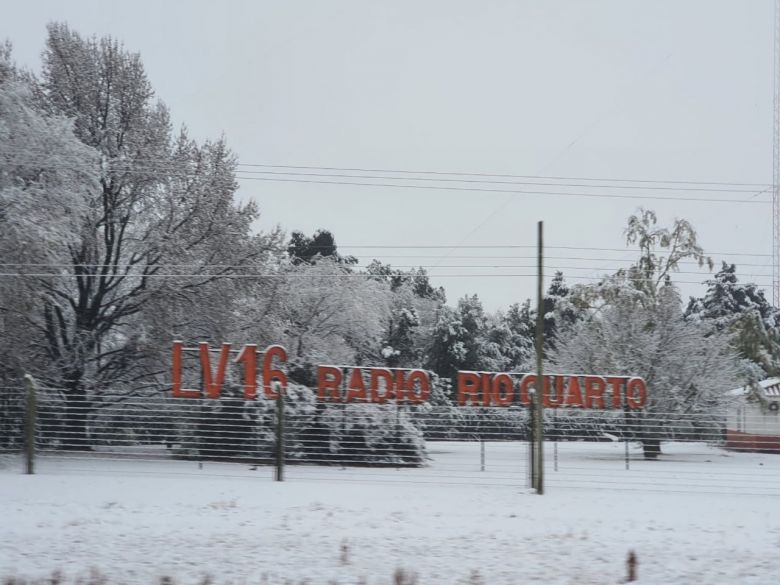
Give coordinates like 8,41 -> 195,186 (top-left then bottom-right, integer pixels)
686,262 -> 780,379
426,293 -> 537,381
542,271 -> 581,351
0,51 -> 100,447
426,296 -> 487,379
500,300 -> 535,370
382,306 -> 421,367
0,41 -> 12,83
1,24 -> 265,449
287,229 -> 357,266
242,257 -> 392,374
554,210 -> 738,458
366,260 -> 445,302
363,263 -> 443,369
622,208 -> 713,301
554,284 -> 739,458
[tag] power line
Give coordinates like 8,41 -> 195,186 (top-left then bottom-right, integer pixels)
8,145 -> 769,188
236,163 -> 772,188
2,148 -> 772,201
0,256 -> 771,266
1,262 -> 772,278
4,146 -> 768,187
0,272 -> 771,286
0,242 -> 770,255
234,175 -> 771,204
307,244 -> 773,257
234,169 -> 771,195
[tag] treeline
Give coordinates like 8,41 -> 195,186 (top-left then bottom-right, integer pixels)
2,26 -> 780,461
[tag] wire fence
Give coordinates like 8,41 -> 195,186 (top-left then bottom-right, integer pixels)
2,385 -> 780,495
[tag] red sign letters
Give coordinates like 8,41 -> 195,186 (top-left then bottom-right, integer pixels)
456,371 -> 646,409
171,341 -> 288,400
171,342 -> 647,410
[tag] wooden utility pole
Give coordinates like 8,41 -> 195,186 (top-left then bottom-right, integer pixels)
534,221 -> 545,494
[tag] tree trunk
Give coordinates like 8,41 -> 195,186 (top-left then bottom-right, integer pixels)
642,439 -> 661,459
631,411 -> 663,459
62,385 -> 91,451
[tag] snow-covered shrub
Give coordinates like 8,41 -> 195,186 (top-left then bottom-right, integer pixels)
172,383 -> 426,466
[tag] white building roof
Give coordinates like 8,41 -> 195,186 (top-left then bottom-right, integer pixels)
729,378 -> 780,399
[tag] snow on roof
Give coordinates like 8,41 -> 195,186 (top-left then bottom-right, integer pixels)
729,378 -> 780,399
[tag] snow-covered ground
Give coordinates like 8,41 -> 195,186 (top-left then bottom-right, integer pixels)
1,441 -> 779,584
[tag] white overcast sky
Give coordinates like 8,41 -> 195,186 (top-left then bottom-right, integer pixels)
3,0 -> 775,311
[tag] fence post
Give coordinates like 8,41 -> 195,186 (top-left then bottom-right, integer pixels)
480,439 -> 485,472
625,434 -> 630,470
23,374 -> 37,475
624,405 -> 631,471
275,387 -> 285,481
626,550 -> 637,582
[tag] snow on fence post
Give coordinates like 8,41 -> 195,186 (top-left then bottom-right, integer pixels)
23,374 -> 37,475
275,387 -> 285,481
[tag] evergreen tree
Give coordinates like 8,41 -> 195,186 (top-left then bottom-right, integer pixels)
426,294 -> 533,379
686,262 -> 780,378
426,305 -> 468,380
456,294 -> 488,371
543,272 -> 580,350
686,263 -> 776,327
365,260 -> 445,302
382,306 -> 420,368
287,229 -> 357,266
501,300 -> 536,370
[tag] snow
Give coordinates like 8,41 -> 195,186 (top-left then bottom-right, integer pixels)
1,442 -> 779,584
381,346 -> 398,359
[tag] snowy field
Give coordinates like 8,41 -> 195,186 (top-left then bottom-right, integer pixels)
2,441 -> 779,584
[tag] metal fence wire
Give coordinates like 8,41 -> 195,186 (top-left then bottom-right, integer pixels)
3,383 -> 780,495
